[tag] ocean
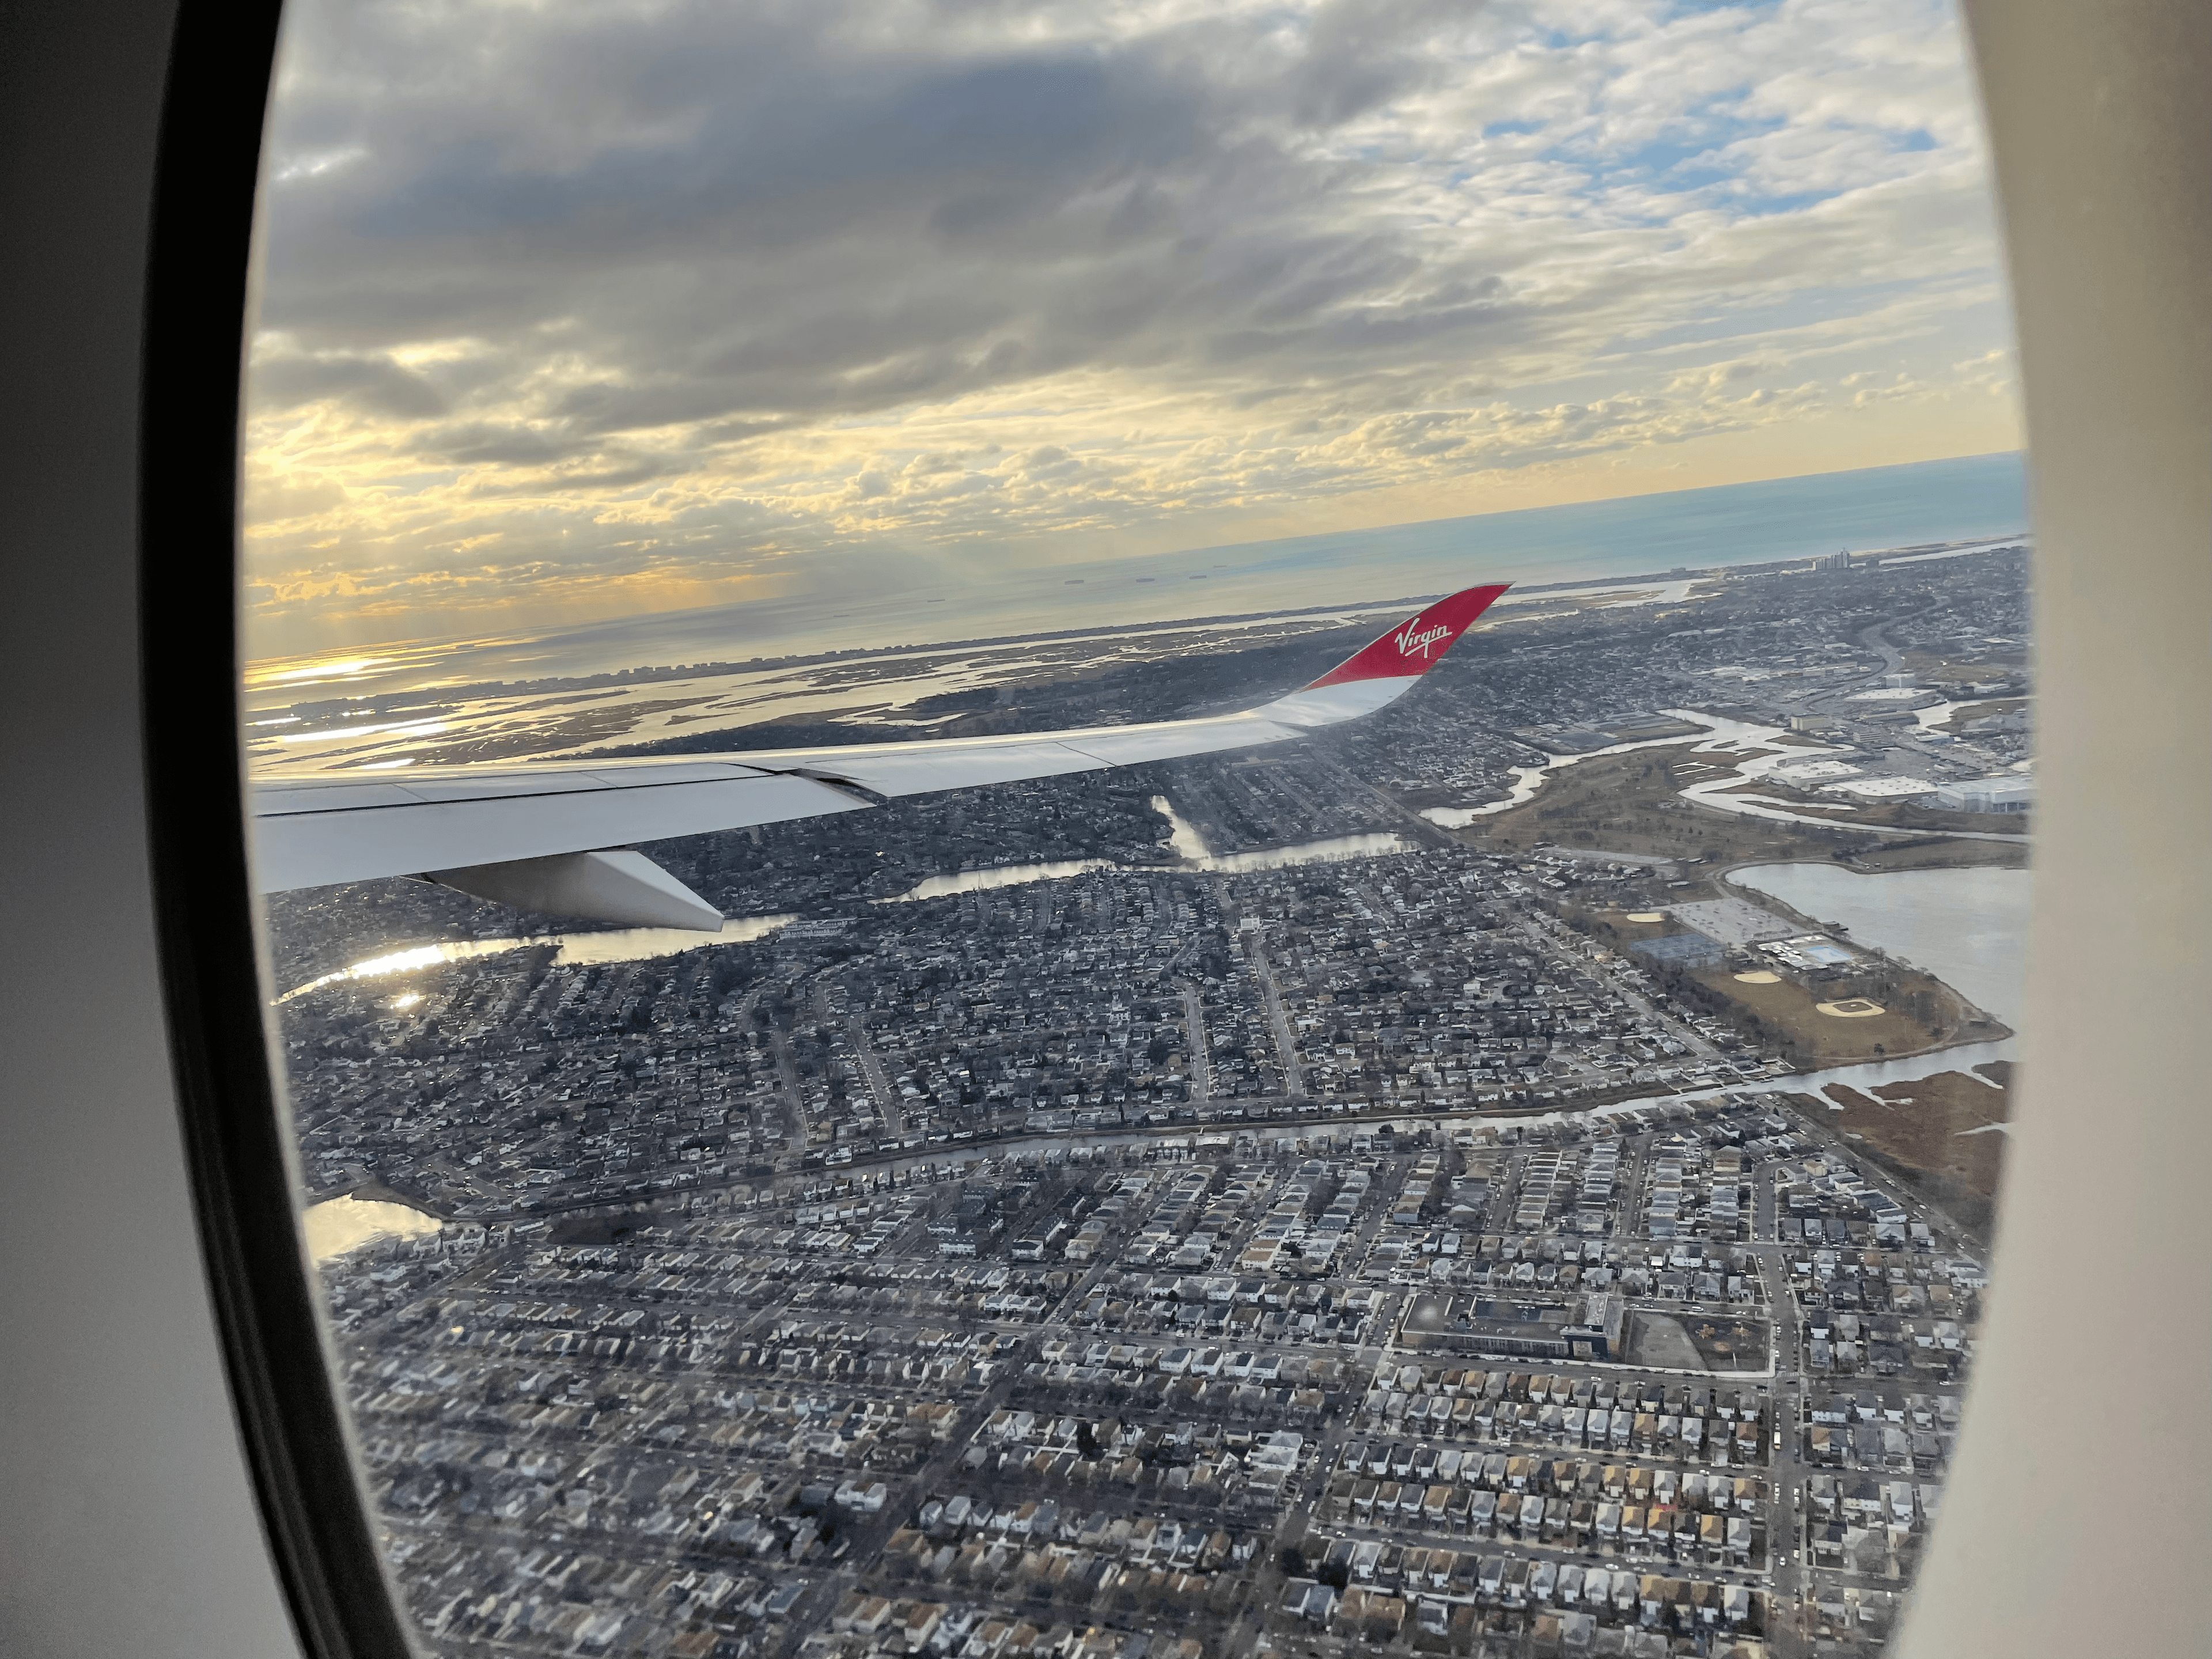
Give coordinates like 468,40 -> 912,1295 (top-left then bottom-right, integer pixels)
247,450 -> 2027,699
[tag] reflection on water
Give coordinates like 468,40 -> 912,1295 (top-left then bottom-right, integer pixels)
883,861 -> 1112,902
1152,795 -> 1213,859
301,1195 -> 442,1261
1144,793 -> 1408,874
880,824 -> 1408,903
282,942 -> 487,1001
551,916 -> 794,963
285,810 -> 1411,993
1188,833 -> 1406,873
280,913 -> 796,1001
1729,862 -> 2031,1025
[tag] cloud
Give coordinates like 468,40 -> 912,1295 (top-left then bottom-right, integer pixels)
249,350 -> 449,418
243,468 -> 350,524
243,0 -> 2016,652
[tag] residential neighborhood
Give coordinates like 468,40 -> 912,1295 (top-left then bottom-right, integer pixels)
274,544 -> 2029,1657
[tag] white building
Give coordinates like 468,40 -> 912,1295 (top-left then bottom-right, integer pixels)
1824,775 -> 1939,801
1933,775 -> 2035,813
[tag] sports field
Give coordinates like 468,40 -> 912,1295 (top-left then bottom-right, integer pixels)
1690,964 -> 1963,1065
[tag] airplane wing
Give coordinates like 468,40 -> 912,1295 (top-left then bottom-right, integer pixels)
250,582 -> 1509,927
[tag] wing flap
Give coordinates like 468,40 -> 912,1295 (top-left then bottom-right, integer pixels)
428,850 -> 726,931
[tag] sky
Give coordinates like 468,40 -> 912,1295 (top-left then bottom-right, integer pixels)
243,0 -> 2019,660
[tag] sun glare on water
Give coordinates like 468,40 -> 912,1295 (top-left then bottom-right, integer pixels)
300,1195 -> 442,1261
247,654 -> 393,688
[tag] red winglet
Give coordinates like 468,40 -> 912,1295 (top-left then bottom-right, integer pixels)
1305,582 -> 1511,688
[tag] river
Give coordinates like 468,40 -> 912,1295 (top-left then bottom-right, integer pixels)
1145,794 -> 1406,874
281,806 -> 1410,988
877,797 -> 1407,902
1156,795 -> 1212,859
883,861 -> 1113,902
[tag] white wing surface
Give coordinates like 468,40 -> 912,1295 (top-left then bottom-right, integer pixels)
251,583 -> 1508,926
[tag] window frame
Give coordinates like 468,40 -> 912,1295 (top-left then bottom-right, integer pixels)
138,3 -> 419,1654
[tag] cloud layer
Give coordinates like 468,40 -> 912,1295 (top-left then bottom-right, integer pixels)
244,0 -> 2018,654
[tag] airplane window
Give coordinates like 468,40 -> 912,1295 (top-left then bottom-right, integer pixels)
242,3 -> 2027,1654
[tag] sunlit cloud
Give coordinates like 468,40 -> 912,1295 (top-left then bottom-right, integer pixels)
244,0 -> 2017,657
